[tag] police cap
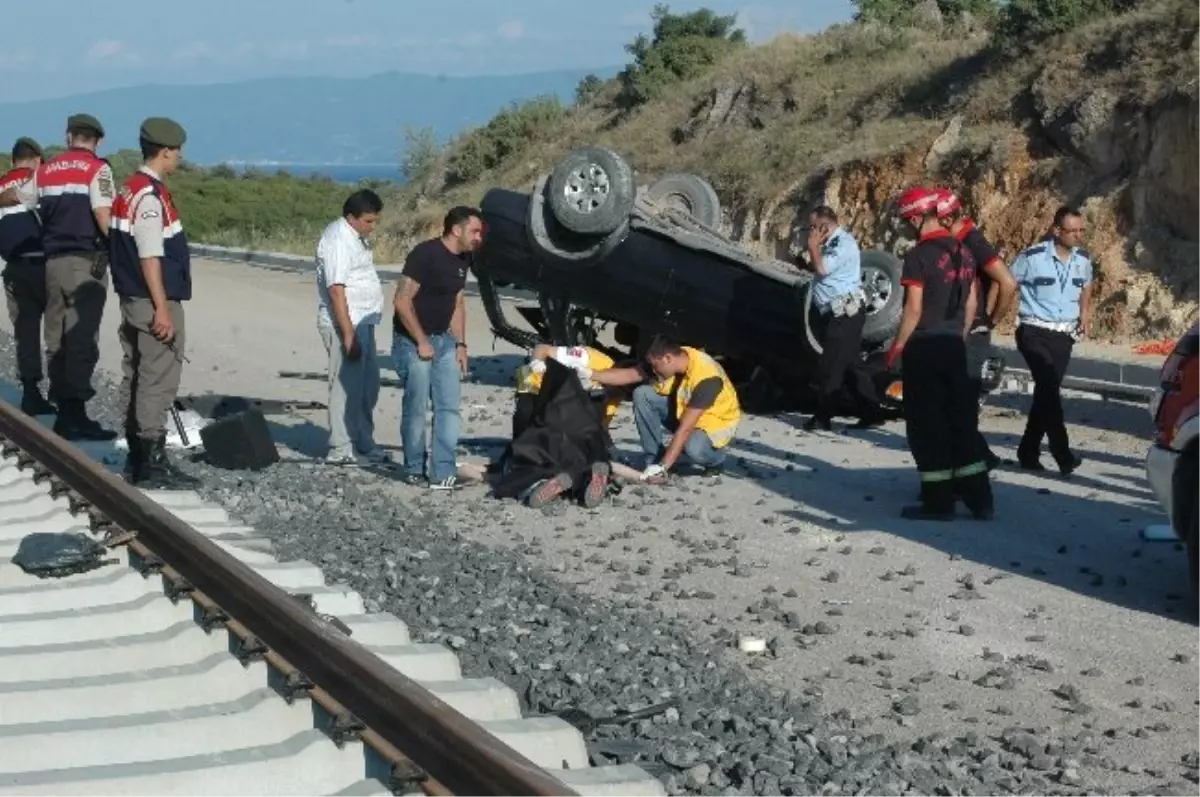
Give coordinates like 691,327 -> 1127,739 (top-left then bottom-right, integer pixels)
139,117 -> 187,149
66,113 -> 105,138
12,137 -> 42,158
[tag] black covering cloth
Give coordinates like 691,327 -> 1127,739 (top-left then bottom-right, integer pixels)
492,358 -> 612,500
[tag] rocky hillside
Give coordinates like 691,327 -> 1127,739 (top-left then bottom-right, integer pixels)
384,0 -> 1199,341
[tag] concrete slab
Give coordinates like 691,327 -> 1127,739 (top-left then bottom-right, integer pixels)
0,730 -> 375,796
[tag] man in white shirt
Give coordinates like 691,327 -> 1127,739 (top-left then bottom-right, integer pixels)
316,190 -> 388,464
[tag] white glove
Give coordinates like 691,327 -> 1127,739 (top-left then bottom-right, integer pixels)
641,463 -> 667,481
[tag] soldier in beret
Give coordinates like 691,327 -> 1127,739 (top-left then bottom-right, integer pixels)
35,113 -> 118,440
108,117 -> 194,486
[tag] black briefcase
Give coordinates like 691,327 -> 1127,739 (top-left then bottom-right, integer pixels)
199,408 -> 280,470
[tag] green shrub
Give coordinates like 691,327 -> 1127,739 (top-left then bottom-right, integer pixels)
574,74 -> 606,105
994,0 -> 1141,50
444,95 -> 567,185
618,4 -> 746,109
853,0 -> 998,26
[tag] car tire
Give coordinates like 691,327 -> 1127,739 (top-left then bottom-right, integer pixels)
1187,480 -> 1198,597
644,173 -> 722,228
528,175 -> 629,266
860,249 -> 903,344
547,146 -> 635,236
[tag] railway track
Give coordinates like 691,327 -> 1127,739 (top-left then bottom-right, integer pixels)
0,386 -> 663,797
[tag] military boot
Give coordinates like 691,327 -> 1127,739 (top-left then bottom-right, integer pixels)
121,432 -> 145,484
20,382 -> 56,416
134,434 -> 196,489
53,400 -> 118,442
901,480 -> 956,522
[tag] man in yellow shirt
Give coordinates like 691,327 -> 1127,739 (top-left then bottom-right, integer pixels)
591,335 -> 741,481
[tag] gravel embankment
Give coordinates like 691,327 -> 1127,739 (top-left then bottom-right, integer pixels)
2,329 -> 1195,797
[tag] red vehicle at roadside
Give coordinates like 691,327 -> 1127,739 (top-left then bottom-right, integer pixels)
1145,323 -> 1199,593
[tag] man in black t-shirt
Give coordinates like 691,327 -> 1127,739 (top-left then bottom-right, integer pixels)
391,205 -> 484,489
885,186 -> 993,521
934,188 -> 1017,470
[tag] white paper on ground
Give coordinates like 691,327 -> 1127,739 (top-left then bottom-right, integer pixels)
1140,524 -> 1178,542
113,409 -> 211,452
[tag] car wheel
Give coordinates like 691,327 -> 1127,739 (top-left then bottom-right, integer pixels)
528,175 -> 629,266
547,146 -> 635,236
644,173 -> 722,228
1188,483 -> 1198,597
860,249 -> 904,345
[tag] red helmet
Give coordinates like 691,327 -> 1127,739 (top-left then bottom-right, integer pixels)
934,187 -> 962,218
896,186 -> 939,221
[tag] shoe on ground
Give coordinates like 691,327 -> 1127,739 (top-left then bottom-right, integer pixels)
325,449 -> 361,465
20,386 -> 55,416
1055,451 -> 1083,476
804,416 -> 833,432
582,463 -> 609,509
428,475 -> 461,491
400,473 -> 427,486
357,446 -> 393,464
527,472 -> 572,508
53,405 -> 118,442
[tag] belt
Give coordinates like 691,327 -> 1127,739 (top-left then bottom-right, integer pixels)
1020,318 -> 1076,334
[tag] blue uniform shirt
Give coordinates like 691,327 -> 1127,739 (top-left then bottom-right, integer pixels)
810,226 -> 861,311
1010,241 -> 1093,323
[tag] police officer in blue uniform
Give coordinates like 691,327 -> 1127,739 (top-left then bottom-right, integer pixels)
800,205 -> 881,431
1010,206 -> 1093,475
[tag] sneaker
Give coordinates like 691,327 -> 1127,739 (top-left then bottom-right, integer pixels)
428,476 -> 461,491
325,449 -> 360,465
528,473 -> 572,508
399,473 -> 427,486
581,464 -> 609,509
358,446 -> 393,464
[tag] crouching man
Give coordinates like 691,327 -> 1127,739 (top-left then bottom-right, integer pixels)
591,335 -> 741,481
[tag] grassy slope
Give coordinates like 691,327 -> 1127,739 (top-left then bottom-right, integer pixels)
381,0 -> 1196,254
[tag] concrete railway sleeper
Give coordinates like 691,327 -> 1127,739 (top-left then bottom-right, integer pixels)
0,394 -> 663,797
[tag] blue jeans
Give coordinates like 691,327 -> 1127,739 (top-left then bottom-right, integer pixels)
631,384 -> 725,468
393,333 -> 461,481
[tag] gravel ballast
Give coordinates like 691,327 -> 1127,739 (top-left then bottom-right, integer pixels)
1,324 -> 1195,796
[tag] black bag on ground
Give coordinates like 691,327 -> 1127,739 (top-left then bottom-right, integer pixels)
492,358 -> 612,501
12,532 -> 113,579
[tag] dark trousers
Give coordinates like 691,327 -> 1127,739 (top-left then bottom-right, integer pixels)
903,334 -> 992,512
813,310 -> 878,422
2,257 -> 47,385
1016,324 -> 1074,462
964,329 -> 996,463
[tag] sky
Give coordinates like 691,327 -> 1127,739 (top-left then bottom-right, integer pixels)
0,0 -> 856,104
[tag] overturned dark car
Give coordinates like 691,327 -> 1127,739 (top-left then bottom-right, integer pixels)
473,146 -> 1004,412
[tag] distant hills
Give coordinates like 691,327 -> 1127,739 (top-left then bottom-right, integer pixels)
0,68 -> 617,166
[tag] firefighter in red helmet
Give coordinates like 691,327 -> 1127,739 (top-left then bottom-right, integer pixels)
932,187 -> 1017,470
885,186 -> 993,521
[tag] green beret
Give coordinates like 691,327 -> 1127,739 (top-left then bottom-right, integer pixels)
139,117 -> 187,149
66,113 -> 105,138
13,137 -> 42,157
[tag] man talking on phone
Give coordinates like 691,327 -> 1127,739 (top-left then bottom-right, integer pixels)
799,206 -> 880,431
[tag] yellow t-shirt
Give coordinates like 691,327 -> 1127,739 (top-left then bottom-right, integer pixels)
651,346 -> 740,448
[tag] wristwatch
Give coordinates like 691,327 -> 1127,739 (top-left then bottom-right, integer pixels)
455,341 -> 468,350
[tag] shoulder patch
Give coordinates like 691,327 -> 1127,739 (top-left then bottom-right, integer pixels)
1076,248 -> 1092,261
1023,243 -> 1047,256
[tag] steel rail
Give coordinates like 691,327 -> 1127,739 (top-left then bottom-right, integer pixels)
0,399 -> 577,797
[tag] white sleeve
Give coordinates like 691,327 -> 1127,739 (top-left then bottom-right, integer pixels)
320,231 -> 352,286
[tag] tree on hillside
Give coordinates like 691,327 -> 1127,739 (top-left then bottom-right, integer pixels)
575,74 -> 606,105
400,125 -> 444,190
994,0 -> 1140,50
618,4 -> 747,109
853,0 -> 997,26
